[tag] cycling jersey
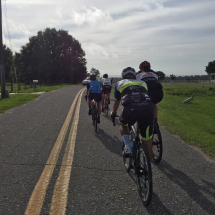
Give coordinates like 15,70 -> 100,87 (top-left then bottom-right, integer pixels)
115,78 -> 154,140
114,79 -> 149,103
87,80 -> 102,93
101,78 -> 112,86
136,68 -> 158,81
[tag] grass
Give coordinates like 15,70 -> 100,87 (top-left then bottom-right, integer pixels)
0,94 -> 40,113
158,85 -> 215,157
1,83 -> 80,93
0,83 -> 80,113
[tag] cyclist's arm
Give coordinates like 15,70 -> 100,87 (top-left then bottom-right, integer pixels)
112,100 -> 120,114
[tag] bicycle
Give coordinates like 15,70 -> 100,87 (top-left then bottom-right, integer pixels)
112,117 -> 153,206
152,121 -> 162,164
91,100 -> 98,132
103,94 -> 109,117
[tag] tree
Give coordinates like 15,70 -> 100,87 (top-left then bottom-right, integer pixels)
14,28 -> 87,84
3,45 -> 13,82
90,67 -> 100,77
156,71 -> 165,81
205,60 -> 215,74
170,74 -> 176,80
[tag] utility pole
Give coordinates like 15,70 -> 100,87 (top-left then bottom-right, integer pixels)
0,0 -> 5,99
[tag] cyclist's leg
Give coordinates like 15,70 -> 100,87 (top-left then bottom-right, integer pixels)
119,106 -> 137,154
102,90 -> 105,109
87,93 -> 93,115
95,93 -> 102,123
138,109 -> 154,160
153,103 -> 158,119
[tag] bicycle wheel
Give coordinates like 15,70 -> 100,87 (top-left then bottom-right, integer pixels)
122,141 -> 132,172
152,122 -> 163,164
136,144 -> 153,206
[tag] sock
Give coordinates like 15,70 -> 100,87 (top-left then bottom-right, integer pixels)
122,135 -> 130,147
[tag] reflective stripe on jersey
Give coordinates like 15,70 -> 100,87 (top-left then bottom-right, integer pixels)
118,81 -> 147,93
114,79 -> 148,100
136,71 -> 158,81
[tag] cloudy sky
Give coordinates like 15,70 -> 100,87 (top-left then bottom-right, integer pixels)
2,0 -> 215,77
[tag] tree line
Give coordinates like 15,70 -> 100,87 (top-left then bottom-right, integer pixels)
2,28 -> 87,85
2,28 -> 215,84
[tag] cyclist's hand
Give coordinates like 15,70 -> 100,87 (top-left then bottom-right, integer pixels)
85,95 -> 87,101
110,111 -> 116,120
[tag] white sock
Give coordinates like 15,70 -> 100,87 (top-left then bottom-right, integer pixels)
122,135 -> 130,147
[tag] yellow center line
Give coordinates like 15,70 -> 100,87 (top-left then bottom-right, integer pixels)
25,88 -> 85,215
49,89 -> 84,215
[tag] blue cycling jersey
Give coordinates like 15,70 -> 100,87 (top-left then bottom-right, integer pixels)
88,80 -> 102,93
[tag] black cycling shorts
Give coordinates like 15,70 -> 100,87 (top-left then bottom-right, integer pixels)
102,85 -> 111,95
145,80 -> 163,104
88,92 -> 102,103
119,103 -> 154,140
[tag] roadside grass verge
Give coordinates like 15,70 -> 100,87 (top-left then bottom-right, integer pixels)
158,85 -> 215,157
0,94 -> 40,113
1,83 -> 80,93
0,84 -> 80,113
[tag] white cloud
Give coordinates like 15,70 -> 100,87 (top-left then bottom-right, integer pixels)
70,6 -> 112,26
2,0 -> 215,76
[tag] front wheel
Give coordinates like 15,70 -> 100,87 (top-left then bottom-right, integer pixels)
136,144 -> 153,206
152,123 -> 163,164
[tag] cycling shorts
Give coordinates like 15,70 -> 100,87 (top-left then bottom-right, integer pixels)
119,103 -> 154,140
102,85 -> 111,95
145,80 -> 163,104
88,92 -> 102,103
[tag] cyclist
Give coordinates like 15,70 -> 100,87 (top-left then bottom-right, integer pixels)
111,67 -> 154,160
101,74 -> 112,111
136,61 -> 163,126
86,73 -> 102,123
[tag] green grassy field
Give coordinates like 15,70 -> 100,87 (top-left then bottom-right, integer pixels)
0,84 -> 79,113
0,94 -> 40,113
158,85 -> 215,157
1,83 -> 79,93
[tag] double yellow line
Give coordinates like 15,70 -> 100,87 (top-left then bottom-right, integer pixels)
25,88 -> 85,215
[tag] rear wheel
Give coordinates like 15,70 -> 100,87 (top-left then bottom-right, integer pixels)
136,144 -> 153,206
152,122 -> 162,164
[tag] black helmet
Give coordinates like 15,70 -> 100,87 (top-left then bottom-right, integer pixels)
90,73 -> 96,80
121,67 -> 136,79
103,74 -> 108,78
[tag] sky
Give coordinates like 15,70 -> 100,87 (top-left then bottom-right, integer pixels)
2,0 -> 215,77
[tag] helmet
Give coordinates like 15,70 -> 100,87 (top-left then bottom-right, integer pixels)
121,67 -> 136,79
90,73 -> 96,80
103,74 -> 108,78
139,61 -> 151,70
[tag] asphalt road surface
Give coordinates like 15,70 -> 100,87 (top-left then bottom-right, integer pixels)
0,85 -> 215,215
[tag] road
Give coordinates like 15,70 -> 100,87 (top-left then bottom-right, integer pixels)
0,85 -> 215,215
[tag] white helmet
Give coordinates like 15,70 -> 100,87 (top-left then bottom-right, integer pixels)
121,67 -> 136,79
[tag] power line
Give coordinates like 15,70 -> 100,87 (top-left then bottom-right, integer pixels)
2,0 -> 13,51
